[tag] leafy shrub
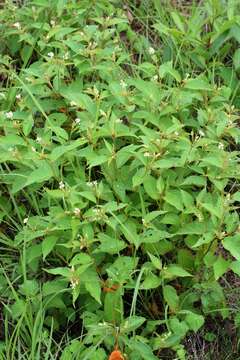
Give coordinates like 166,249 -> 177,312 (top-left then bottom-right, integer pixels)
0,0 -> 240,359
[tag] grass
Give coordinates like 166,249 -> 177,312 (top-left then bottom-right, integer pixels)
0,0 -> 240,359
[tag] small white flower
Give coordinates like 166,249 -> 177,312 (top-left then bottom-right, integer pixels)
5,111 -> 13,119
36,136 -> 42,143
80,31 -> 84,36
70,278 -> 79,289
74,208 -> 81,216
59,181 -> 65,190
199,130 -> 205,137
13,22 -> 21,30
23,217 -> 29,224
87,180 -> 97,187
63,52 -> 69,60
151,75 -> 158,81
218,142 -> 224,150
47,52 -> 54,59
74,118 -> 80,124
50,20 -> 56,26
120,79 -> 127,88
148,46 -> 155,55
31,146 -> 36,152
70,101 -> 77,106
115,118 -> 123,123
174,131 -> 179,136
144,152 -> 151,157
99,109 -> 106,117
16,94 -> 21,100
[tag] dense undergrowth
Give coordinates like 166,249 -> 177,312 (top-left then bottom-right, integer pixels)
1,0 -> 240,359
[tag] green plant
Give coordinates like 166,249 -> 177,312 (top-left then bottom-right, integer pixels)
0,0 -> 240,359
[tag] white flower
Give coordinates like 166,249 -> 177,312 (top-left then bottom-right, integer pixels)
174,131 -> 179,136
199,130 -> 205,137
47,52 -> 54,59
74,208 -> 81,216
36,136 -> 42,143
151,75 -> 158,81
63,52 -> 69,60
80,32 -> 84,36
16,94 -> 21,100
5,111 -> 13,119
99,109 -> 106,117
144,152 -> 151,157
74,118 -> 80,124
120,79 -> 127,88
218,142 -> 224,150
148,46 -> 155,55
31,146 -> 36,152
70,101 -> 77,106
115,118 -> 123,123
23,217 -> 29,224
59,181 -> 65,190
13,22 -> 21,30
70,278 -> 79,289
87,180 -> 97,187
50,20 -> 56,26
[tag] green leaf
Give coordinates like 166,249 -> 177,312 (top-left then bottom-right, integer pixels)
171,11 -> 185,32
140,273 -> 161,289
44,267 -> 71,277
121,316 -> 146,333
81,268 -> 101,304
230,261 -> 240,276
96,234 -> 126,254
25,161 -> 54,187
164,190 -> 183,211
232,192 -> 240,202
223,234 -> 240,261
19,280 -> 39,297
185,312 -> 204,332
148,252 -> 162,270
159,61 -> 181,82
132,167 -> 146,187
213,256 -> 230,280
22,115 -> 34,136
143,175 -> 159,200
128,339 -> 158,360
50,139 -> 86,161
163,264 -> 192,278
104,288 -> 123,325
70,253 -> 92,266
42,235 -> 57,260
233,48 -> 240,71
184,78 -> 212,91
163,285 -> 179,312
